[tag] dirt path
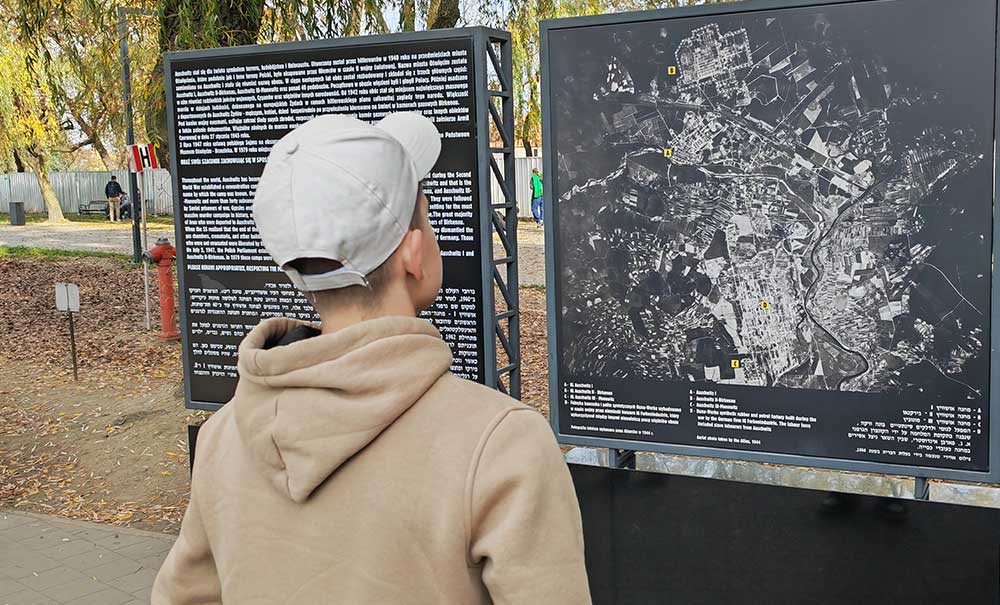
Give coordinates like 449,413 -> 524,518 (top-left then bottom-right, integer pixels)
493,221 -> 546,287
0,256 -> 195,533
0,254 -> 551,534
1,219 -> 546,285
1,365 -> 193,533
0,223 -> 174,256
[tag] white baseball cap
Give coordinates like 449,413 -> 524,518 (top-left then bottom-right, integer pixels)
252,112 -> 441,292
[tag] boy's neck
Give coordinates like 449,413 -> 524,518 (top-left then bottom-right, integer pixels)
317,287 -> 418,335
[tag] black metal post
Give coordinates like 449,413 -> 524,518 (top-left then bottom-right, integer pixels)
499,36 -> 520,400
68,311 -> 78,381
118,7 -> 156,264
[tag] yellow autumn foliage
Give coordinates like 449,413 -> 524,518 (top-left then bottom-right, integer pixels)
0,40 -> 67,171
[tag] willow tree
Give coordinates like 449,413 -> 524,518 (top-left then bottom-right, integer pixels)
146,0 -> 396,168
0,39 -> 69,222
2,0 -> 155,201
45,1 -> 160,170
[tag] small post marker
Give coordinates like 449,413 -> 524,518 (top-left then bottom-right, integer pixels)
667,65 -> 677,76
663,148 -> 673,158
760,300 -> 771,311
55,283 -> 80,381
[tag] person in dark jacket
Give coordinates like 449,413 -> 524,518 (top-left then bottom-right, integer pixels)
105,176 -> 124,222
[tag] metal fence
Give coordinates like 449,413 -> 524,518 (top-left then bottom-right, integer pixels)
0,169 -> 174,215
0,158 -> 540,218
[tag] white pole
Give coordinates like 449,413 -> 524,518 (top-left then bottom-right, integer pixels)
140,169 -> 151,330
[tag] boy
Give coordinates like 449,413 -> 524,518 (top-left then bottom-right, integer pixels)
152,113 -> 591,604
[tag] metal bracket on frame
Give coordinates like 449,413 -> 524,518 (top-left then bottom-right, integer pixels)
609,449 -> 637,470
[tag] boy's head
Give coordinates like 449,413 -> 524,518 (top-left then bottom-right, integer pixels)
252,113 -> 443,321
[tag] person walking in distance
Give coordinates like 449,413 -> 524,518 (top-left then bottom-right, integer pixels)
104,175 -> 123,222
530,167 -> 544,227
152,113 -> 591,604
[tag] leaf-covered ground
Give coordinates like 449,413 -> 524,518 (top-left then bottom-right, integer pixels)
0,256 -> 196,533
0,254 -> 551,534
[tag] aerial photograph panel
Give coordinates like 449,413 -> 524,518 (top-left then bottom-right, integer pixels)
550,0 -> 994,407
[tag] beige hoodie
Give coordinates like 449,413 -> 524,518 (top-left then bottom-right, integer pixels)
152,316 -> 590,604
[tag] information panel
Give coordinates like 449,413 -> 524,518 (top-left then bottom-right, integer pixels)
165,30 -> 496,409
542,0 -> 1000,480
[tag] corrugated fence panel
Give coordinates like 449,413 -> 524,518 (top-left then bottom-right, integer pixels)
0,173 -> 43,212
142,169 -> 175,215
4,160 -> 537,217
489,156 -> 543,218
0,169 -> 174,215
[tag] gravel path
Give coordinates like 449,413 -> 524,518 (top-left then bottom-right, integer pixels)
504,221 -> 546,287
0,224 -> 175,256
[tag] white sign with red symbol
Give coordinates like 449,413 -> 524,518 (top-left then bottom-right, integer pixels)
129,144 -> 159,173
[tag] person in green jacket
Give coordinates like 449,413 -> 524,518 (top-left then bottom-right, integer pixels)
530,168 -> 544,226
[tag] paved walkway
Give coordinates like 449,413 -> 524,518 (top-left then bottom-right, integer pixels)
0,510 -> 175,604
0,224 -> 174,256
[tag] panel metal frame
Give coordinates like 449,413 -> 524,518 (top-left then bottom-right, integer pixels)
165,27 -> 518,411
475,31 -> 522,398
541,0 -> 1000,483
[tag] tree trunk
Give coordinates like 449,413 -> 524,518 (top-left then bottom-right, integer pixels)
151,0 -> 266,170
520,120 -> 534,157
146,62 -> 171,170
427,0 -> 460,29
345,0 -> 364,36
13,150 -> 25,173
21,149 -> 67,223
521,79 -> 540,156
92,138 -> 116,171
68,106 -> 116,170
400,0 -> 415,31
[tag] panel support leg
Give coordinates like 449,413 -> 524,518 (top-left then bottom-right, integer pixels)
913,476 -> 930,501
609,448 -> 636,470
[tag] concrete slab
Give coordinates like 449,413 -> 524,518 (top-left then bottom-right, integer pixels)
0,588 -> 57,605
0,510 -> 175,603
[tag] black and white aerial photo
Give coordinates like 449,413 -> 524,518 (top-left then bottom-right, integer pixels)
549,0 -> 995,410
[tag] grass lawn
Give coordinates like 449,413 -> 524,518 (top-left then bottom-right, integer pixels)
0,211 -> 174,227
0,245 -> 132,263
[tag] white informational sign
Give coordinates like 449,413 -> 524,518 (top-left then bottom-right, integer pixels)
129,144 -> 159,173
55,282 -> 80,313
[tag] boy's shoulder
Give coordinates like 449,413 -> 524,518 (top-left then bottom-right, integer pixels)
408,372 -> 550,442
430,371 -> 532,414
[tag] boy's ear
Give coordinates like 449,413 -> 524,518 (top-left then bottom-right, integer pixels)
398,228 -> 424,281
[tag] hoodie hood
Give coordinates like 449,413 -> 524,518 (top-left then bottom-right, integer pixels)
232,316 -> 453,502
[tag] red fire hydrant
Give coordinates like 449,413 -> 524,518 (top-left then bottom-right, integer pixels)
144,237 -> 180,341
